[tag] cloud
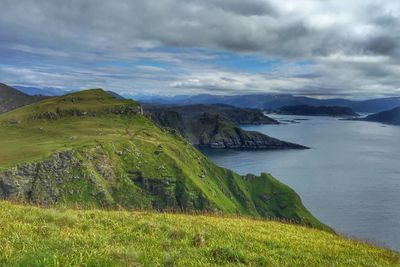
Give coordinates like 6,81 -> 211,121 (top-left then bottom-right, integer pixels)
0,0 -> 400,98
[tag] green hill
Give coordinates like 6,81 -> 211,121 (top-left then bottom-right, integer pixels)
0,89 -> 327,230
0,201 -> 398,266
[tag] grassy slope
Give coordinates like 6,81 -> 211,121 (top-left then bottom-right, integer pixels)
0,89 -> 327,230
0,202 -> 398,266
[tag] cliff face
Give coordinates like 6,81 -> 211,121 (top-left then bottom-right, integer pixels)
0,89 -> 326,230
0,140 -> 324,230
188,113 -> 306,149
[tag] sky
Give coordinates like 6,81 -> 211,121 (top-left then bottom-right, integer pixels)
1,0 -> 400,98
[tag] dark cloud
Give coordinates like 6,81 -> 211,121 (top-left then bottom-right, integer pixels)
200,0 -> 277,16
365,36 -> 398,55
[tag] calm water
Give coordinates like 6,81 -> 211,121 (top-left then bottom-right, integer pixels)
201,115 -> 400,251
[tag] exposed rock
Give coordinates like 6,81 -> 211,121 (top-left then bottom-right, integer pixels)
191,113 -> 307,150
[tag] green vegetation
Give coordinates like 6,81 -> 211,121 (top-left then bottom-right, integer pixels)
0,201 -> 398,266
0,89 -> 326,230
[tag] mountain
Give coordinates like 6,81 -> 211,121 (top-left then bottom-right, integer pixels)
1,201 -> 398,266
351,97 -> 400,113
145,105 -> 307,150
273,105 -> 359,117
14,85 -> 69,96
141,93 -> 400,113
0,83 -> 47,114
359,107 -> 400,125
0,89 -> 326,230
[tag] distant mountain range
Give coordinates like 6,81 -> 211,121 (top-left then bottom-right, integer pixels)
139,93 -> 400,113
6,84 -> 400,114
272,105 -> 359,117
14,85 -> 69,96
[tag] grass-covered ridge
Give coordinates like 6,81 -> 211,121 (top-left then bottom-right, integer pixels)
0,201 -> 398,266
0,89 -> 327,230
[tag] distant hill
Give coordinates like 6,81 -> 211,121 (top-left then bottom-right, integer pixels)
145,104 -> 307,150
360,107 -> 400,125
141,93 -> 400,113
273,105 -> 359,117
0,83 -> 47,114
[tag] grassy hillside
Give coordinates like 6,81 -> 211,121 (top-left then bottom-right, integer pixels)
0,202 -> 398,266
0,89 -> 327,230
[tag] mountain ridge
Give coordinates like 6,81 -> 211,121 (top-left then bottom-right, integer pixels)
138,93 -> 400,113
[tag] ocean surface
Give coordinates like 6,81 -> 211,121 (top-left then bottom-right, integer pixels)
200,115 -> 400,251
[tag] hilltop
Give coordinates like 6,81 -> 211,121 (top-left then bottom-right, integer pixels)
0,89 -> 325,230
0,83 -> 47,114
0,202 -> 398,266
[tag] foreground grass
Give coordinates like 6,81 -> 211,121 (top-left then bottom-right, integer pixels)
0,202 -> 398,266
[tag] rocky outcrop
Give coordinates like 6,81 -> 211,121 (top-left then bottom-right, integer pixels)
191,113 -> 307,149
0,148 -> 210,210
0,151 -> 83,204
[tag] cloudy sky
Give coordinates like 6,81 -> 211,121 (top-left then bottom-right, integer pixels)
1,0 -> 400,98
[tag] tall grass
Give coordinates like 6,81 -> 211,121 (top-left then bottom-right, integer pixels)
0,201 -> 398,266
